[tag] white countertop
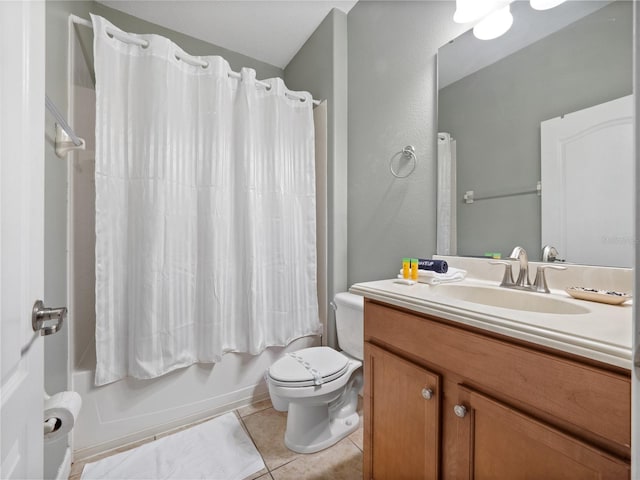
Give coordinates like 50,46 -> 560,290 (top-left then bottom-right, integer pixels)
350,277 -> 633,370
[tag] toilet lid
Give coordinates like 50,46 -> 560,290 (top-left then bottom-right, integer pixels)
268,347 -> 350,387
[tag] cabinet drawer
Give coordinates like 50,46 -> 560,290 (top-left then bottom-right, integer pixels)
365,300 -> 630,453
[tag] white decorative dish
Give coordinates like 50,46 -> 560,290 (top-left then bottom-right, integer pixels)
565,286 -> 631,305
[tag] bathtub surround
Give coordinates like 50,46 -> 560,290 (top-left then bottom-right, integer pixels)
92,14 -> 320,385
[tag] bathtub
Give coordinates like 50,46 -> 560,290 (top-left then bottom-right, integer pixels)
71,337 -> 318,460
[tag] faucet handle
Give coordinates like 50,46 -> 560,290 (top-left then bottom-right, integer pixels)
489,260 -> 515,287
532,264 -> 567,293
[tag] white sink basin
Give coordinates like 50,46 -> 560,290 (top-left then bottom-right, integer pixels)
433,284 -> 590,315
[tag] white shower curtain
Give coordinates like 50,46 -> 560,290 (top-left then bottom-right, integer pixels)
92,15 -> 320,386
437,132 -> 457,256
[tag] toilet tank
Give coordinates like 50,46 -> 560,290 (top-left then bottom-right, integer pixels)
334,292 -> 364,360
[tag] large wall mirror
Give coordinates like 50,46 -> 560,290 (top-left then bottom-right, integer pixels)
437,0 -> 632,267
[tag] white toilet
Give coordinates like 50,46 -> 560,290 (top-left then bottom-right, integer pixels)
266,292 -> 364,454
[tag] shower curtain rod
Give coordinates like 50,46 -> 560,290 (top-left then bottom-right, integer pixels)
70,14 -> 321,106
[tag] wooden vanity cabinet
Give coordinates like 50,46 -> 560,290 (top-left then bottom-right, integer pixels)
454,386 -> 629,479
364,343 -> 441,479
363,299 -> 631,480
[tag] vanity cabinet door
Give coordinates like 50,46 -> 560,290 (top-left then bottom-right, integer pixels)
364,342 -> 440,480
453,386 -> 630,480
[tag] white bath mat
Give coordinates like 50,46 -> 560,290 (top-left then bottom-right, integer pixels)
81,412 -> 265,480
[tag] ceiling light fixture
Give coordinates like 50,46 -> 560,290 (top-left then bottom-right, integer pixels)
473,5 -> 514,40
453,0 -> 502,24
530,0 -> 567,11
454,0 -> 568,41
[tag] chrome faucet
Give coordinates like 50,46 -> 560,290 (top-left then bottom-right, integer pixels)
508,246 -> 531,288
490,246 -> 567,293
542,245 -> 565,263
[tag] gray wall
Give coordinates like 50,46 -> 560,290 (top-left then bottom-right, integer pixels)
439,1 -> 632,260
347,1 -> 466,285
285,9 -> 348,348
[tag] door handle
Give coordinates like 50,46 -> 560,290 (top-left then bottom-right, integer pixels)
32,300 -> 66,336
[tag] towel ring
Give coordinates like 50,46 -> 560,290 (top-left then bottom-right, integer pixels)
390,145 -> 417,178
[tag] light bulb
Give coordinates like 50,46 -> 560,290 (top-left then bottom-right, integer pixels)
454,0 -> 500,24
473,5 -> 514,40
530,0 -> 567,10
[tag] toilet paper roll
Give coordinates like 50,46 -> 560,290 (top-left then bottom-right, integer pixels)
43,391 -> 82,443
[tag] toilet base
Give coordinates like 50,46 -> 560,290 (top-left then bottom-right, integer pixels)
284,407 -> 359,454
282,371 -> 363,454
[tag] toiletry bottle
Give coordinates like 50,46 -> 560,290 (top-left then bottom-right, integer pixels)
411,258 -> 419,281
402,258 -> 410,279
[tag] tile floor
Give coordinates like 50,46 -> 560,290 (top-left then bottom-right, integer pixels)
69,398 -> 363,480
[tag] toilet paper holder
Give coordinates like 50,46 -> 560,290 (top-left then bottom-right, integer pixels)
32,300 -> 67,336
44,391 -> 82,442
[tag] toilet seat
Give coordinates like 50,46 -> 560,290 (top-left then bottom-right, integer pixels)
268,347 -> 350,387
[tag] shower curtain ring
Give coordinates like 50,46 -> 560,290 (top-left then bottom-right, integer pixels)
390,145 -> 417,178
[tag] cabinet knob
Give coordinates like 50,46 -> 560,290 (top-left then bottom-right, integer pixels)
453,404 -> 467,418
421,388 -> 433,400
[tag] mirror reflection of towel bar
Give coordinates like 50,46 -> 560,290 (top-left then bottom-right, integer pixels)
464,181 -> 541,204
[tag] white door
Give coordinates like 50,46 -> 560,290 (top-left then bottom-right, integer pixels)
541,95 -> 633,267
1,2 -> 46,478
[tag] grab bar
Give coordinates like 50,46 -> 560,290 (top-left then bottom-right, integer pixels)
464,181 -> 541,204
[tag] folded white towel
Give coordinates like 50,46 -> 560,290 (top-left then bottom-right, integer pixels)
397,267 -> 467,285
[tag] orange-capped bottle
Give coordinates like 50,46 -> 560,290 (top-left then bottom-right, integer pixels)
411,258 -> 419,281
402,258 -> 410,279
